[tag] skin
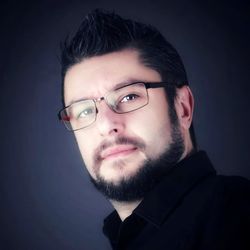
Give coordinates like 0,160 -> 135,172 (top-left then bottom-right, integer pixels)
64,49 -> 194,220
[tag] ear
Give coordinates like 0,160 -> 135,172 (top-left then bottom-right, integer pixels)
174,86 -> 194,130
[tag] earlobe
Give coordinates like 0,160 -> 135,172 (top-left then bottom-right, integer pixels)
175,86 -> 194,130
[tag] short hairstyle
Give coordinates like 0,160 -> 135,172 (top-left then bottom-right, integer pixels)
60,9 -> 197,149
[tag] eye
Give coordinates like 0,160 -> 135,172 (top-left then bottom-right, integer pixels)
77,107 -> 95,118
120,94 -> 139,103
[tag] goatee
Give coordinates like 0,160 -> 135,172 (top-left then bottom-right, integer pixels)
89,122 -> 185,202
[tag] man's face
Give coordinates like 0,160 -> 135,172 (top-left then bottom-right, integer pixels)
64,49 -> 184,200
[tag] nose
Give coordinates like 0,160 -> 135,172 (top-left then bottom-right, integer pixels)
95,102 -> 125,136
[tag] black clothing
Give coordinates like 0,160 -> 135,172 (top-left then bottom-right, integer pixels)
103,151 -> 250,250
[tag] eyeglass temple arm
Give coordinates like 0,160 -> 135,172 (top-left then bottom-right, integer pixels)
144,82 -> 173,89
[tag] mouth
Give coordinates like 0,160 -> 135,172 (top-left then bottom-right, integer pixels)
101,145 -> 138,160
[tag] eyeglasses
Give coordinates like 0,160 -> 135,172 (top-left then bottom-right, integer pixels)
58,81 -> 170,131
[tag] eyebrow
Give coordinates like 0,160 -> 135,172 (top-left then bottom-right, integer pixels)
112,78 -> 140,90
67,77 -> 143,106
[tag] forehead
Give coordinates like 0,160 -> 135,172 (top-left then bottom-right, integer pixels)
64,49 -> 161,105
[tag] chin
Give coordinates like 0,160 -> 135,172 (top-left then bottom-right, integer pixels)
100,167 -> 140,186
99,157 -> 144,182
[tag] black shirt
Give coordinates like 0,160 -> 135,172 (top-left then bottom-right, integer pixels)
103,151 -> 250,250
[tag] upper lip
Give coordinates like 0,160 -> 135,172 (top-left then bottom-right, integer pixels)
100,145 -> 137,159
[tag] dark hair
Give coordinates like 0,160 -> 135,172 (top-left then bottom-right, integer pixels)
60,9 -> 197,149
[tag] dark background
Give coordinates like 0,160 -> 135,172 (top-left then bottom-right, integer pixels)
1,0 -> 250,249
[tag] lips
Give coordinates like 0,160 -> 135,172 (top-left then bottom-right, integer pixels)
100,145 -> 137,160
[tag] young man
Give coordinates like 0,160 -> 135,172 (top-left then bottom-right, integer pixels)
58,9 -> 250,250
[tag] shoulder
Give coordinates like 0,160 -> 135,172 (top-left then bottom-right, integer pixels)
187,175 -> 250,250
205,175 -> 250,216
213,175 -> 250,197
187,173 -> 250,218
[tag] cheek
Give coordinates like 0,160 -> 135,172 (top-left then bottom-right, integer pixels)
127,106 -> 172,158
74,133 -> 96,173
147,121 -> 171,156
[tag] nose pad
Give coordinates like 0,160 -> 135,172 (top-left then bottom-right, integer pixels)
95,96 -> 116,113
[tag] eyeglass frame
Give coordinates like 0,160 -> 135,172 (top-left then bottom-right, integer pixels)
58,81 -> 174,131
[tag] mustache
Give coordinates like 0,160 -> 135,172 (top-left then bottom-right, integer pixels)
94,136 -> 146,163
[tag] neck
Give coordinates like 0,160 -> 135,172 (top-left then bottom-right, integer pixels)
110,199 -> 142,221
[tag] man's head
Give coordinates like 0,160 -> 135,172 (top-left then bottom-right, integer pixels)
60,9 -> 196,201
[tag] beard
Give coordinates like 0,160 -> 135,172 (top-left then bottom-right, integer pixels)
89,117 -> 185,202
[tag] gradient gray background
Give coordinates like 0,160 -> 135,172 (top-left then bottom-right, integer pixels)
1,0 -> 250,249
